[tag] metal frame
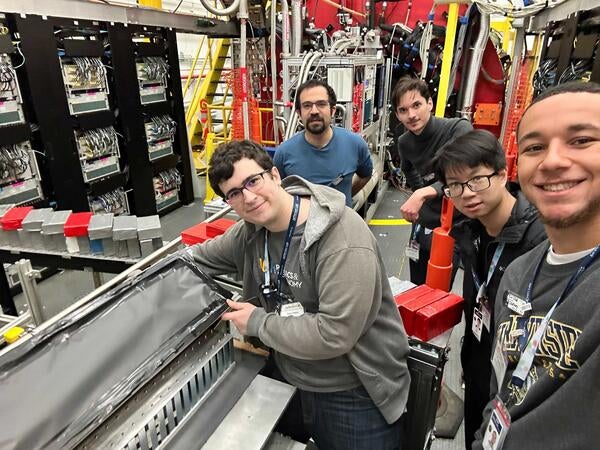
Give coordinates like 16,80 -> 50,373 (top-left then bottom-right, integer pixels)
0,0 -> 240,37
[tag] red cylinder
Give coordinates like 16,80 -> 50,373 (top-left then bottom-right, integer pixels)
426,261 -> 453,291
429,228 -> 455,266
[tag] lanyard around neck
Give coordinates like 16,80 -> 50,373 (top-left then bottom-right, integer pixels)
263,195 -> 301,295
471,242 -> 505,293
511,244 -> 600,388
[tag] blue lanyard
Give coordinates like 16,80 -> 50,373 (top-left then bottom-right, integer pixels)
263,195 -> 301,296
511,244 -> 600,388
411,223 -> 421,241
471,242 -> 505,293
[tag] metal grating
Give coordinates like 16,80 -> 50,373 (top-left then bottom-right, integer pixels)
122,338 -> 234,449
76,323 -> 235,450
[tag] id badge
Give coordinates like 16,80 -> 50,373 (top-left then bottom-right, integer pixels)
483,397 -> 511,450
405,241 -> 420,261
280,302 -> 305,317
472,306 -> 484,342
506,290 -> 531,315
477,285 -> 492,332
491,338 -> 508,387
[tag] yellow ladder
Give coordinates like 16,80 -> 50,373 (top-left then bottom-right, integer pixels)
186,38 -> 232,148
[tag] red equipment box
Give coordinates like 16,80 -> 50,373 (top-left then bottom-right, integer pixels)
394,284 -> 464,341
64,212 -> 93,237
181,218 -> 236,245
1,206 -> 33,231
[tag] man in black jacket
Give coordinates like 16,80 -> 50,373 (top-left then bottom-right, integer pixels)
392,76 -> 472,284
432,130 -> 546,448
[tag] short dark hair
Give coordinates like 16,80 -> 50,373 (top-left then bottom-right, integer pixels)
391,76 -> 431,110
208,140 -> 274,198
517,81 -> 600,137
294,79 -> 337,111
432,129 -> 506,185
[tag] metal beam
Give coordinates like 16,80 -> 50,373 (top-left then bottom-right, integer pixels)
528,0 -> 600,31
0,0 -> 240,36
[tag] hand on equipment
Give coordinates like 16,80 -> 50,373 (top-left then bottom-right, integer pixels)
222,299 -> 256,335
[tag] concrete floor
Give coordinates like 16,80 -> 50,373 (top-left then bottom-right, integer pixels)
9,186 -> 466,450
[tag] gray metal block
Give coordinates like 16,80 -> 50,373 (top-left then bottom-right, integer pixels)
140,239 -> 154,258
88,214 -> 114,240
41,210 -> 72,235
77,236 -> 91,254
137,215 -> 162,240
113,215 -> 138,241
22,208 -> 53,231
102,238 -> 116,257
126,239 -> 141,259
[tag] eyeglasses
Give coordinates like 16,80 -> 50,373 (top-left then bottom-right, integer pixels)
443,172 -> 498,198
300,100 -> 331,112
223,169 -> 271,204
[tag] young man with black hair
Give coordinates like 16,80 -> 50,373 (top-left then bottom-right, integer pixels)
392,76 -> 473,284
472,81 -> 600,449
432,129 -> 545,448
188,140 -> 410,449
274,79 -> 373,206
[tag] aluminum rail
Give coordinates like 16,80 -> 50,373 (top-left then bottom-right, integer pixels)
0,0 -> 239,36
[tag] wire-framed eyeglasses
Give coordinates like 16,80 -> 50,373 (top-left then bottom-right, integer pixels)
443,172 -> 498,198
300,100 -> 331,111
223,169 -> 271,204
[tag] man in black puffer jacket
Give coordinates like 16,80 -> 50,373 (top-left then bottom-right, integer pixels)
432,130 -> 546,449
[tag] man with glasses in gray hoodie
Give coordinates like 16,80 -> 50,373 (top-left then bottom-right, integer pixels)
188,139 -> 410,450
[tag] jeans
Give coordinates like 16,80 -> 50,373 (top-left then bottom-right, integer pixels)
300,386 -> 403,450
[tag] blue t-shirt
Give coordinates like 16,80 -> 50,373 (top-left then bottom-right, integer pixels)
273,127 -> 373,206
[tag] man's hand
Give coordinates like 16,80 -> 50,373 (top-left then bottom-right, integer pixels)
222,299 -> 256,335
400,186 -> 437,222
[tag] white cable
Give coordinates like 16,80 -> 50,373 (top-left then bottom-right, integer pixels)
472,0 -> 568,19
419,14 -> 434,79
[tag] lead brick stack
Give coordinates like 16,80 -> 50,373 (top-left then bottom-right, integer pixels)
41,210 -> 72,252
137,215 -> 163,257
113,215 -> 141,258
21,208 -> 54,250
88,214 -> 115,256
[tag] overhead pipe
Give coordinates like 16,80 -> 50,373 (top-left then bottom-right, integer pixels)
460,9 -> 490,119
198,0 -> 241,17
197,0 -> 250,138
239,0 -> 251,138
291,0 -> 303,56
270,0 -> 280,144
352,155 -> 383,212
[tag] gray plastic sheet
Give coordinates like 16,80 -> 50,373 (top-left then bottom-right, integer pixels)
0,252 -> 232,450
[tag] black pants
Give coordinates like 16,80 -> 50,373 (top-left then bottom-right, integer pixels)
408,223 -> 459,287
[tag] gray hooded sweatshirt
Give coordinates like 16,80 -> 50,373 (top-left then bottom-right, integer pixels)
188,176 -> 410,424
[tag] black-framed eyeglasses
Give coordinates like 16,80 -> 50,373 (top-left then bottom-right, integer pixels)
300,100 -> 331,111
223,169 -> 271,204
443,172 -> 498,198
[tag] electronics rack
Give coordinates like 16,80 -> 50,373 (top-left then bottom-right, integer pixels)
533,6 -> 600,95
0,20 -> 44,207
2,14 -> 193,216
108,24 -> 192,215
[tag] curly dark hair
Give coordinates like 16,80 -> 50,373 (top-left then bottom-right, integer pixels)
208,140 -> 274,198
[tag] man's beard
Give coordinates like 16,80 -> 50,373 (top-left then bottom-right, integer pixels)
306,118 -> 327,134
539,197 -> 600,229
